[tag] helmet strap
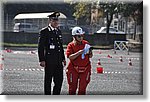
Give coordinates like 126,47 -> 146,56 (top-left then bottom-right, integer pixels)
73,36 -> 82,44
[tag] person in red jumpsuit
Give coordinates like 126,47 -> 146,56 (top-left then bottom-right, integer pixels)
66,26 -> 93,95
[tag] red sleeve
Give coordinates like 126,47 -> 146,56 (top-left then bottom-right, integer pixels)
83,40 -> 89,45
66,43 -> 73,58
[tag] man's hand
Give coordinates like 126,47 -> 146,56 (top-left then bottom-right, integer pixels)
40,61 -> 46,67
62,60 -> 66,66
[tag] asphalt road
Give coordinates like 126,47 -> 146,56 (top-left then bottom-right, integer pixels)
0,48 -> 143,95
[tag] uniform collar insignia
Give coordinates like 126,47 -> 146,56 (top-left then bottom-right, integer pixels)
48,24 -> 58,31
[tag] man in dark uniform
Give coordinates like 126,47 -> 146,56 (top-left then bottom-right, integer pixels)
38,12 -> 66,95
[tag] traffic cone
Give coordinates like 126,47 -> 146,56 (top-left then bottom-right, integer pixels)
97,66 -> 103,74
0,64 -> 3,70
31,51 -> 35,54
99,50 -> 102,54
97,59 -> 101,65
96,59 -> 103,74
1,57 -> 4,61
5,48 -> 12,53
128,59 -> 132,66
107,54 -> 112,58
114,50 -> 116,54
119,56 -> 123,62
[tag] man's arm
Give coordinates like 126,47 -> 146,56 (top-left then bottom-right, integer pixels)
38,30 -> 46,62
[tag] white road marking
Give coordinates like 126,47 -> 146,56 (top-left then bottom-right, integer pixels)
32,69 -> 36,71
2,68 -> 140,75
28,69 -> 32,71
41,69 -> 44,71
36,69 -> 40,71
25,69 -> 28,71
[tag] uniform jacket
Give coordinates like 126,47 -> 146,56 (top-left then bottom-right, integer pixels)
38,26 -> 65,64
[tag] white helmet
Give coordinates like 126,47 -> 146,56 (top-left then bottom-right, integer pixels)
72,26 -> 85,36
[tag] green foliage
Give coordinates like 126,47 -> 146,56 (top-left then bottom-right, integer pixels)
72,3 -> 91,25
73,3 -> 88,19
99,1 -> 142,30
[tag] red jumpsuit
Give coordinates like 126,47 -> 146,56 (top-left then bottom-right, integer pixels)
66,40 -> 91,95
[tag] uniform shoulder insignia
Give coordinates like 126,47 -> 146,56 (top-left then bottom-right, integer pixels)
40,26 -> 48,31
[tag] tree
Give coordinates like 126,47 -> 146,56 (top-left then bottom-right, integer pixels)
120,2 -> 143,40
66,0 -> 142,43
72,3 -> 91,25
99,1 -> 123,44
130,2 -> 143,40
99,1 -> 142,43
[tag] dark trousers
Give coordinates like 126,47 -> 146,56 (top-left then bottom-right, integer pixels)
44,63 -> 63,95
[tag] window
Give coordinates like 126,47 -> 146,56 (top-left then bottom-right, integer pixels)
19,24 -> 31,28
